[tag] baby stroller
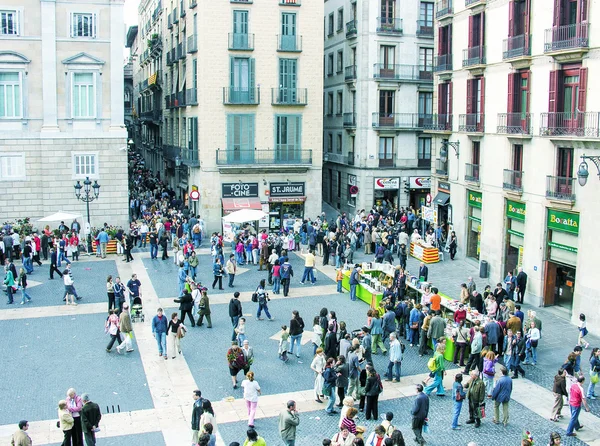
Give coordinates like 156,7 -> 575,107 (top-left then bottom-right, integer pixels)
131,296 -> 145,322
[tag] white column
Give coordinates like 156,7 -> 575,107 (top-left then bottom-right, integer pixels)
40,0 -> 59,132
110,0 -> 126,132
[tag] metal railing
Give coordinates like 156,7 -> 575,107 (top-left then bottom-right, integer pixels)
176,90 -> 186,107
347,152 -> 355,165
346,20 -> 357,38
459,113 -> 484,132
544,23 -> 589,52
433,54 -> 452,72
423,114 -> 452,131
182,147 -> 200,167
546,176 -> 575,202
344,65 -> 357,82
377,17 -> 403,34
277,34 -> 302,52
503,34 -> 531,59
216,149 -> 312,165
416,20 -> 434,37
465,163 -> 480,184
180,0 -> 185,17
177,41 -> 186,59
140,109 -> 162,122
163,144 -> 181,161
223,87 -> 260,105
231,0 -> 253,3
189,0 -> 197,8
379,158 -> 395,168
279,0 -> 301,5
343,112 -> 356,128
465,0 -> 484,5
539,112 -> 600,137
436,0 -> 453,18
187,35 -> 197,53
503,169 -> 523,193
229,33 -> 254,51
497,113 -> 532,135
172,7 -> 178,23
372,113 -> 429,129
271,88 -> 308,105
435,159 -> 448,176
373,64 -> 433,82
462,46 -> 486,67
186,88 -> 198,105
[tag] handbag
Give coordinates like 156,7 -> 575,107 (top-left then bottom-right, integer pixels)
455,389 -> 464,401
591,371 -> 599,384
479,404 -> 486,418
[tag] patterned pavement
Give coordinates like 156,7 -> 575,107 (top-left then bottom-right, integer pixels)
47,431 -> 165,446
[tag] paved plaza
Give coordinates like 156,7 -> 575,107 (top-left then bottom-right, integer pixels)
1,244 -> 600,446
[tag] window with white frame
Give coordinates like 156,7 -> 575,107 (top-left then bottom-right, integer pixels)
0,72 -> 22,118
72,72 -> 95,118
73,153 -> 98,177
1,10 -> 19,35
71,13 -> 97,38
0,154 -> 25,180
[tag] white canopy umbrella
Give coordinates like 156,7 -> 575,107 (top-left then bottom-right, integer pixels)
222,209 -> 267,223
37,211 -> 83,222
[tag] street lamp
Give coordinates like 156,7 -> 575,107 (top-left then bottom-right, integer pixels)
577,154 -> 600,187
439,141 -> 460,163
74,177 -> 101,254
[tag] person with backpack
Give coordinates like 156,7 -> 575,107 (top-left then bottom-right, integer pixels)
280,257 -> 294,297
424,343 -> 446,396
364,365 -> 383,420
253,279 -> 274,321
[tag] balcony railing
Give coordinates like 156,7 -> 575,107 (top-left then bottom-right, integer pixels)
172,7 -> 178,23
435,159 -> 448,176
540,112 -> 600,137
344,65 -> 357,82
343,112 -> 356,129
503,34 -> 531,60
277,34 -> 302,52
544,23 -> 589,53
377,17 -> 403,34
497,113 -> 532,135
423,114 -> 452,131
231,0 -> 253,3
180,0 -> 186,17
186,88 -> 198,105
459,113 -> 484,132
279,0 -> 301,5
346,152 -> 355,165
372,113 -> 429,130
223,87 -> 260,105
167,12 -> 173,28
216,149 -> 312,165
465,0 -> 485,6
465,163 -> 480,184
271,88 -> 308,106
346,20 -> 357,38
546,176 -> 575,202
182,147 -> 200,167
436,0 -> 453,19
373,64 -> 433,82
187,35 -> 197,53
190,0 -> 197,8
416,20 -> 434,37
433,54 -> 452,72
503,169 -> 523,193
140,109 -> 162,122
379,158 -> 396,168
175,90 -> 186,108
177,41 -> 186,59
229,33 -> 254,51
462,46 -> 486,67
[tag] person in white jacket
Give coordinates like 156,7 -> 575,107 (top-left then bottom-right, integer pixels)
311,348 -> 326,403
524,320 -> 541,366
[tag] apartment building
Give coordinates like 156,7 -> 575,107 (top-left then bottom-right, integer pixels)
0,0 -> 128,227
322,0 -> 435,216
133,0 -> 323,233
428,0 -> 600,330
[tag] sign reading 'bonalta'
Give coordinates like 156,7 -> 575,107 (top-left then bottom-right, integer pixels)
547,209 -> 579,235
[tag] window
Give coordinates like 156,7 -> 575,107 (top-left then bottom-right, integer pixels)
337,170 -> 341,198
379,90 -> 394,114
337,134 -> 342,153
0,72 -> 22,118
227,114 -> 255,162
188,117 -> 198,151
509,0 -> 530,37
418,92 -> 433,116
275,115 -> 302,160
553,0 -> 587,27
380,45 -> 395,67
0,154 -> 25,180
337,50 -> 343,73
336,91 -> 343,115
229,57 -> 256,103
0,10 -> 19,35
472,141 -> 481,165
72,72 -> 95,118
379,137 -> 394,167
328,13 -> 334,36
557,147 -> 573,177
438,81 -> 452,118
337,8 -> 344,31
419,2 -> 434,26
327,92 -> 333,115
466,76 -> 485,130
381,0 -> 395,20
418,138 -> 432,166
548,66 -> 587,122
419,47 -> 434,72
438,24 -> 452,56
281,12 -> 297,51
512,144 -> 523,171
327,133 -> 333,152
72,153 -> 98,177
468,12 -> 485,49
327,54 -> 334,76
278,58 -> 297,103
71,13 -> 97,38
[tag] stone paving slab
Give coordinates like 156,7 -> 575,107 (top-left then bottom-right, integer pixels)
45,430 -> 165,446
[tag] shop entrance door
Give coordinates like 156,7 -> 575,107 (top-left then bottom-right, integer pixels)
543,260 -> 576,309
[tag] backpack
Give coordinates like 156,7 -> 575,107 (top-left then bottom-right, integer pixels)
251,288 -> 258,303
427,357 -> 436,372
399,339 -> 406,354
377,374 -> 384,393
280,264 -> 291,279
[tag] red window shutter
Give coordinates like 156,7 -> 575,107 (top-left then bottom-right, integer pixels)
580,0 -> 588,22
548,70 -> 558,113
468,15 -> 473,48
438,27 -> 444,56
448,23 -> 453,56
525,70 -> 531,113
524,0 -> 531,38
466,79 -> 473,115
578,67 -> 587,112
507,73 -> 515,113
448,82 -> 453,115
553,0 -> 562,26
480,12 -> 486,49
508,0 -> 515,37
480,77 -> 485,130
438,83 -> 444,114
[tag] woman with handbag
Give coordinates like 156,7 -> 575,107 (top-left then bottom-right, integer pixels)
524,320 -> 541,366
322,358 -> 338,415
451,373 -> 466,430
452,320 -> 470,367
587,348 -> 600,399
167,312 -> 185,359
255,279 -> 273,321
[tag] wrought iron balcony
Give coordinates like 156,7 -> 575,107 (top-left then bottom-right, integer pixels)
231,0 -> 253,3
373,64 -> 433,82
379,158 -> 396,168
167,12 -> 173,28
229,33 -> 254,51
186,88 -> 198,105
423,114 -> 452,131
459,113 -> 484,133
343,112 -> 356,129
187,35 -> 197,53
435,159 -> 448,177
346,151 -> 355,165
279,0 -> 300,5
465,0 -> 485,6
433,54 -> 452,72
271,88 -> 308,106
346,20 -> 357,38
140,109 -> 162,123
503,169 -> 523,193
465,163 -> 480,185
539,112 -> 600,138
182,147 -> 200,167
544,23 -> 589,53
416,20 -> 434,37
277,34 -> 302,52
223,87 -> 260,105
372,113 -> 428,130
436,0 -> 453,19
546,176 -> 575,202
377,17 -> 403,35
344,65 -> 357,82
462,46 -> 486,67
177,41 -> 186,59
163,144 -> 181,161
503,34 -> 531,60
175,90 -> 186,107
172,8 -> 178,23
216,149 -> 312,166
190,0 -> 197,8
497,113 -> 532,135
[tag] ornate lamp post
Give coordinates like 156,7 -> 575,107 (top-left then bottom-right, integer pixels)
74,177 -> 101,253
577,154 -> 600,187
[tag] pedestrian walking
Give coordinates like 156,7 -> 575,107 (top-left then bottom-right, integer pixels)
278,400 -> 300,446
66,388 -> 84,446
116,303 -> 134,354
235,318 -> 247,345
167,312 -> 185,358
212,258 -> 224,290
80,394 -> 101,446
289,310 -> 305,359
227,342 -> 247,389
279,326 -> 290,362
242,371 -> 261,428
492,366 -> 513,426
226,254 -> 237,287
588,348 -> 600,399
229,292 -> 243,342
463,326 -> 482,374
566,375 -> 591,437
243,428 -> 266,446
299,249 -> 316,284
113,277 -> 125,314
465,370 -> 485,428
424,343 -> 446,396
255,279 -> 274,321
451,373 -> 466,430
17,268 -> 32,304
151,307 -> 168,360
280,257 -> 294,297
106,275 -> 115,312
482,350 -> 499,397
411,384 -> 429,445
385,332 -> 402,383
10,420 -> 31,446
174,289 -> 195,327
105,310 -> 120,352
550,368 -> 568,421
369,313 -> 387,355
349,266 -> 361,302
197,289 -> 212,328
242,340 -> 254,375
191,390 -> 205,445
335,356 -> 350,407
364,366 -> 383,421
58,400 -> 75,446
578,313 -> 590,349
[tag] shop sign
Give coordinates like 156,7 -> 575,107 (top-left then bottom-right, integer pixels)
421,206 -> 434,223
348,175 -> 357,186
548,240 -> 578,253
467,190 -> 482,209
506,200 -> 526,221
468,215 -> 482,224
438,181 -> 451,193
374,177 -> 400,190
222,182 -> 259,198
409,177 -> 431,189
507,228 -> 524,238
547,209 -> 579,235
270,182 -> 305,197
518,246 -> 524,268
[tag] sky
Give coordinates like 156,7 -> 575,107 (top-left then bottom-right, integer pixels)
124,0 -> 140,27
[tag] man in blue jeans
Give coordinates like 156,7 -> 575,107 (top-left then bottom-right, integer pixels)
386,332 -> 403,382
299,250 -> 316,284
349,265 -> 361,301
151,307 -> 168,359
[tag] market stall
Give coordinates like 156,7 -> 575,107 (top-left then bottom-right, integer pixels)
341,262 -> 398,308
410,240 -> 440,263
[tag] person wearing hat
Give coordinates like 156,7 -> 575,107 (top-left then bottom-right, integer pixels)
11,420 -> 31,446
81,394 -> 102,446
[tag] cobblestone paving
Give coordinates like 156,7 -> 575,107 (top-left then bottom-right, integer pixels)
47,431 -> 165,446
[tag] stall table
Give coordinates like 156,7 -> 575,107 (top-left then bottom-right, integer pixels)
410,242 -> 440,264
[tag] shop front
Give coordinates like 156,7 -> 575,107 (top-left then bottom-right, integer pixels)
268,182 -> 306,232
433,181 -> 451,227
374,177 -> 400,208
504,200 -> 526,276
466,190 -> 482,260
543,209 -> 579,310
409,176 -> 431,209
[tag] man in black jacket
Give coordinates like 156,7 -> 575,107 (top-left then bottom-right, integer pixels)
411,384 -> 429,445
229,292 -> 243,341
191,389 -> 205,444
515,267 -> 528,304
49,248 -> 63,279
81,393 -> 102,446
324,325 -> 338,359
174,289 -> 195,327
418,263 -> 428,282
